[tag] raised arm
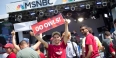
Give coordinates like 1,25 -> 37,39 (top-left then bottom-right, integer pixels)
32,41 -> 41,50
30,31 -> 48,48
30,33 -> 42,50
63,19 -> 70,44
11,31 -> 20,51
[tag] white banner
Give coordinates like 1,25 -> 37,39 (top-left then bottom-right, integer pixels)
14,20 -> 37,32
6,0 -> 86,13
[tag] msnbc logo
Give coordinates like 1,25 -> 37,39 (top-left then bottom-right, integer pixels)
62,0 -> 75,3
16,4 -> 25,10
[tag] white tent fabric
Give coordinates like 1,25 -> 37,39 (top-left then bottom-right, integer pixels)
0,14 -> 9,19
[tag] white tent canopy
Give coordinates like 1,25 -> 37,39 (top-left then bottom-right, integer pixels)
0,14 -> 9,19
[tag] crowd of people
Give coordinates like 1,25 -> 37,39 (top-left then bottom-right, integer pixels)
1,19 -> 116,58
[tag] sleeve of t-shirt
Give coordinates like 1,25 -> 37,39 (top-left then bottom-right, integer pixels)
61,41 -> 67,49
109,43 -> 115,53
85,35 -> 92,45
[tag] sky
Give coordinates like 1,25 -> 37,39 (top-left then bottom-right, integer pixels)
0,0 -> 87,15
0,0 -> 19,15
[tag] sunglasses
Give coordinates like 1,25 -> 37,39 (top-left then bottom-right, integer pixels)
80,29 -> 85,31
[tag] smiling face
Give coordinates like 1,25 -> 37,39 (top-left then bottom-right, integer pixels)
52,34 -> 61,45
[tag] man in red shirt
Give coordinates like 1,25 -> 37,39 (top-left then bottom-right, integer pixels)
4,43 -> 16,58
80,25 -> 99,58
30,20 -> 69,58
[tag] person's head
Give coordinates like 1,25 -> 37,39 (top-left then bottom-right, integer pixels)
88,27 -> 95,36
52,31 -> 61,45
73,30 -> 77,33
80,25 -> 89,35
104,31 -> 111,39
19,40 -> 29,49
114,19 -> 116,27
4,43 -> 14,54
62,32 -> 71,40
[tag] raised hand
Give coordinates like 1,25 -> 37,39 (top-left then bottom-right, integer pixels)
65,19 -> 70,25
39,33 -> 42,39
30,31 -> 48,48
11,30 -> 15,36
11,30 -> 21,51
30,31 -> 35,36
30,31 -> 42,38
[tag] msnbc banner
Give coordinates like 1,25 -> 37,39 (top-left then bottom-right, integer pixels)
31,14 -> 65,35
6,0 -> 86,13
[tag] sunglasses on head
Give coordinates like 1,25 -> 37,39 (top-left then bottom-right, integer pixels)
80,28 -> 85,31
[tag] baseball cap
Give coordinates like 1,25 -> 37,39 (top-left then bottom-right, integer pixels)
4,43 -> 14,49
23,38 -> 29,43
52,31 -> 61,37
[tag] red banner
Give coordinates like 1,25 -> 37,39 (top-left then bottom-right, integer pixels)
31,14 -> 65,35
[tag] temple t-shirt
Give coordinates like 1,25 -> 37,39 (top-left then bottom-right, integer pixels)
47,41 -> 67,58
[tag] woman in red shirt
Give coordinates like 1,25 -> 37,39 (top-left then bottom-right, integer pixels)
4,43 -> 16,58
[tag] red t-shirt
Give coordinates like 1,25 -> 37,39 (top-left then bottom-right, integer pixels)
109,42 -> 115,58
85,34 -> 99,58
7,52 -> 16,58
47,41 -> 67,58
39,52 -> 45,58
